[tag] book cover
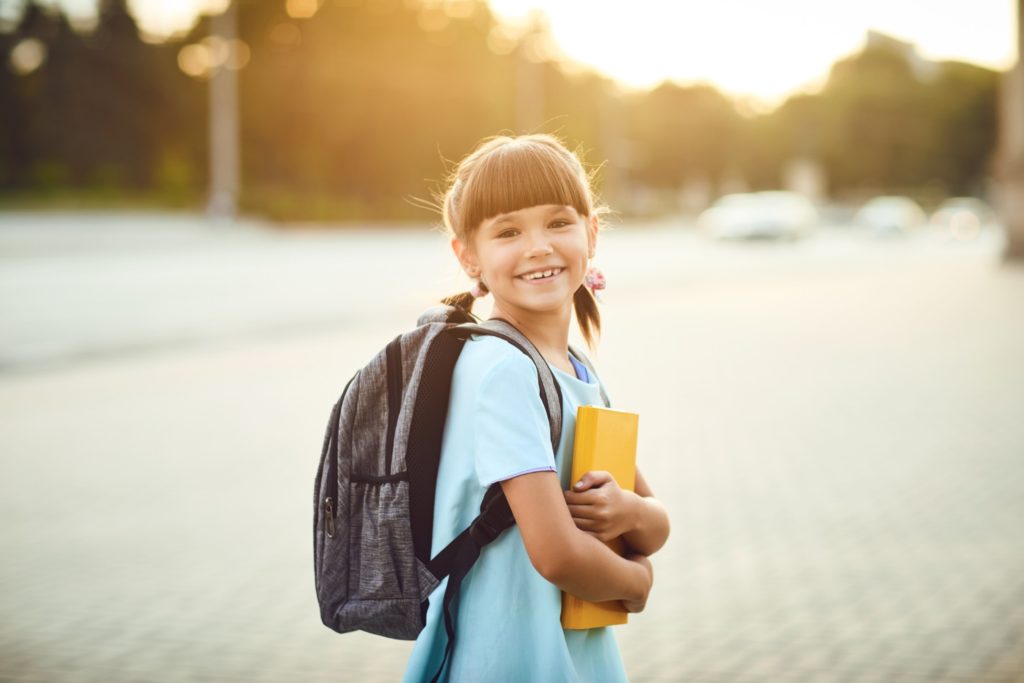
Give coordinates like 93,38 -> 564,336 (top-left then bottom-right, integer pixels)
561,405 -> 639,630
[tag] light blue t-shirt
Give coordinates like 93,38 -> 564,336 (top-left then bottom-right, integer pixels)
401,334 -> 628,683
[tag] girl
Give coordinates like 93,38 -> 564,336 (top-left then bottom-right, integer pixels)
403,134 -> 670,682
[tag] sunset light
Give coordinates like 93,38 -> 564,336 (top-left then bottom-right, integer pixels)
39,0 -> 1015,105
487,0 -> 1017,103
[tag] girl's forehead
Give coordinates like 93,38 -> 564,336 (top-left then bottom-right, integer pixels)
483,204 -> 578,224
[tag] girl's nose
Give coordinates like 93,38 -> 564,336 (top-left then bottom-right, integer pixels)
525,232 -> 554,257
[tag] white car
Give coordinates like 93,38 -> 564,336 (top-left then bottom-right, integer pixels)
930,197 -> 994,240
698,191 -> 818,240
853,196 -> 926,235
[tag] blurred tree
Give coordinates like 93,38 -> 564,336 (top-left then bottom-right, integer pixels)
231,0 -> 522,219
2,1 -> 61,189
740,93 -> 822,189
778,43 -> 998,201
926,61 -> 998,196
816,45 -> 935,195
0,2 -> 1001,218
624,82 -> 741,196
0,0 -> 199,196
76,0 -> 178,187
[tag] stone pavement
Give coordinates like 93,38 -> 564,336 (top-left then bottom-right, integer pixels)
1,214 -> 1022,682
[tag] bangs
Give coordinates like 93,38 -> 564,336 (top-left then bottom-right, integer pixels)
459,139 -> 592,236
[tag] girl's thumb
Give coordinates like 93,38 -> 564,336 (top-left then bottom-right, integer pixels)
573,471 -> 601,491
574,470 -> 614,491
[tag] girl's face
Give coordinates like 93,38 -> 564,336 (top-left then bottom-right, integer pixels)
454,204 -> 598,319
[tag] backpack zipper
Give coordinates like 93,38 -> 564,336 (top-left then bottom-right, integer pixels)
324,497 -> 335,538
384,336 -> 403,476
323,373 -> 355,544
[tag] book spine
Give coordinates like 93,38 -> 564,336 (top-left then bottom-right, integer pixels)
571,407 -> 596,481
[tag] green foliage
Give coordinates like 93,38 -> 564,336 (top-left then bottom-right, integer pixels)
29,160 -> 70,189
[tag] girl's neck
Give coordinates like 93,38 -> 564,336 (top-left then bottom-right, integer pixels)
489,301 -> 572,368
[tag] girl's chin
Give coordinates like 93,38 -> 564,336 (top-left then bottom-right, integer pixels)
500,295 -> 573,314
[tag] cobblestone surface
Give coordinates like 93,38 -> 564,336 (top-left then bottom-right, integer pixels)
1,215 -> 1022,682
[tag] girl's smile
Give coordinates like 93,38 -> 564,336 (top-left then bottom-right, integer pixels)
518,267 -> 565,283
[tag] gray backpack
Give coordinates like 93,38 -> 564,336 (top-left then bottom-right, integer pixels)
312,304 -> 606,681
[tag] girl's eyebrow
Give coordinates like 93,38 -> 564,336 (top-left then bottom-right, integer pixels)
490,206 -> 573,226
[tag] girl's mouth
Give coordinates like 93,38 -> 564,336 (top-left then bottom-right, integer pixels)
519,267 -> 564,283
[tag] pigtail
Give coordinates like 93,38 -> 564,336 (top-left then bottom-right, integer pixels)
573,285 -> 601,350
441,291 -> 477,314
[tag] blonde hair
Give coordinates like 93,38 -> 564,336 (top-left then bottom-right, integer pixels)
438,133 -> 607,349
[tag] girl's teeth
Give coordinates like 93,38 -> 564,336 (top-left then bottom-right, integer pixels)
525,269 -> 559,280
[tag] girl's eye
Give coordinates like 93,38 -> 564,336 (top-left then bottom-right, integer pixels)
496,220 -> 568,238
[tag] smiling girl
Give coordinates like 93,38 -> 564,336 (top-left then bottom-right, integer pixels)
402,134 -> 670,682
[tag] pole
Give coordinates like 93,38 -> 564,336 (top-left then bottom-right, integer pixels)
1000,0 -> 1024,260
516,43 -> 544,134
207,1 -> 239,221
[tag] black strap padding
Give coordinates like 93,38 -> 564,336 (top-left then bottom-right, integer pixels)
407,330 -> 469,567
425,482 -> 513,579
426,482 -> 515,683
429,528 -> 479,683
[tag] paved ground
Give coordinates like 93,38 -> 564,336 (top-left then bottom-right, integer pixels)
1,213 -> 1023,682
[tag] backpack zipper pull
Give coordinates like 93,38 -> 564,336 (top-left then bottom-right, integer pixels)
325,497 -> 335,538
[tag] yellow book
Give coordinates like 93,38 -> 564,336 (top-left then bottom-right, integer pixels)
561,405 -> 639,630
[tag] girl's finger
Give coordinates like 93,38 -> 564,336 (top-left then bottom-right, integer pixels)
571,517 -> 600,531
572,470 -> 613,492
563,491 -> 596,506
567,505 -> 598,519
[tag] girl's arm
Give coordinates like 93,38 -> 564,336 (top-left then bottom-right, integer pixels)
500,471 -> 653,610
564,469 -> 671,557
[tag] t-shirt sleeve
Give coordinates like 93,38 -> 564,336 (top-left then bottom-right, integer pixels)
472,352 -> 557,487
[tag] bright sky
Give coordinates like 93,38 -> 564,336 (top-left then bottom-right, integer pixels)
47,0 -> 1018,105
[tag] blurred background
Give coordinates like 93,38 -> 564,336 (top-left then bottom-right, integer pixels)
0,0 -> 1020,223
1,1 -> 1023,682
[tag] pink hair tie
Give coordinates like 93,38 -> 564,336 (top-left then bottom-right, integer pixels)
584,266 -> 606,301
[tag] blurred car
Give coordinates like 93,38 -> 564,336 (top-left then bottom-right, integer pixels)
697,191 -> 818,240
929,197 -> 994,240
853,196 -> 926,235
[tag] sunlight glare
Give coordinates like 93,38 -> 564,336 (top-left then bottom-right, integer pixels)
488,0 -> 1015,103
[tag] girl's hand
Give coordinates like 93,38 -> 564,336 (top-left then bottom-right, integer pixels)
563,470 -> 641,543
621,553 -> 653,613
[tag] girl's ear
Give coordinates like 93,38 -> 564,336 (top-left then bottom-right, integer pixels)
451,237 -> 480,277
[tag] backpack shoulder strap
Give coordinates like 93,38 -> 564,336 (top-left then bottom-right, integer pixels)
424,480 -> 514,682
449,318 -> 563,455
